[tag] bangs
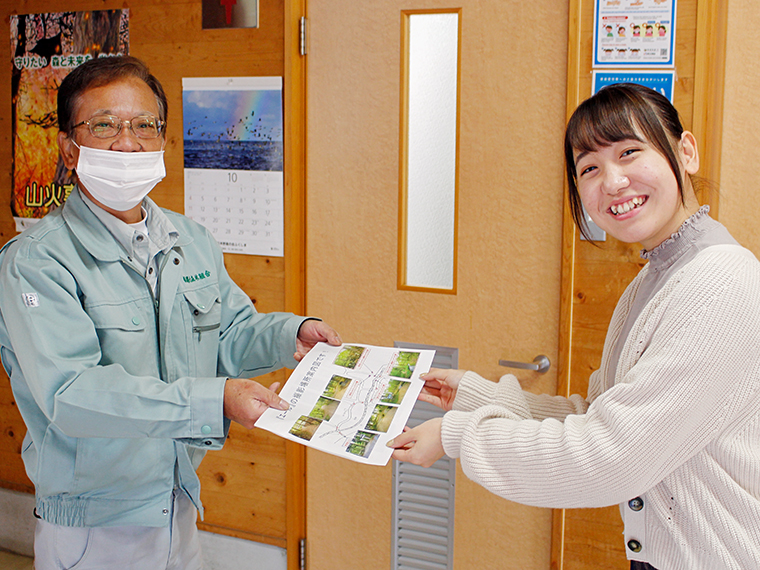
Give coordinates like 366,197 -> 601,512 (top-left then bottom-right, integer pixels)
564,84 -> 679,178
566,95 -> 645,155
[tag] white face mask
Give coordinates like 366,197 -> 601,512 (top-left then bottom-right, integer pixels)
74,143 -> 166,211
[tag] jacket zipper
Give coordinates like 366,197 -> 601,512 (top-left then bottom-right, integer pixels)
123,255 -> 165,380
193,323 -> 220,341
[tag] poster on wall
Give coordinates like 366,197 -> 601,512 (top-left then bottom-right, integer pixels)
182,76 -> 284,256
10,10 -> 130,232
593,70 -> 675,100
593,0 -> 676,67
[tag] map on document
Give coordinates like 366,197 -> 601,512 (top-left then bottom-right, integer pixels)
255,343 -> 435,466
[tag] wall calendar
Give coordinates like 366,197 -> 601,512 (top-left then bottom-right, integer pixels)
182,76 -> 284,256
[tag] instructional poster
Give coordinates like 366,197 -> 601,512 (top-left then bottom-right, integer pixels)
593,0 -> 676,67
593,70 -> 675,101
182,77 -> 284,256
256,343 -> 435,466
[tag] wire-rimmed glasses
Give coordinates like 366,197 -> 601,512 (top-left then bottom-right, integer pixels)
72,115 -> 165,139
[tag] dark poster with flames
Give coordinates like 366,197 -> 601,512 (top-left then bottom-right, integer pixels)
10,10 -> 129,230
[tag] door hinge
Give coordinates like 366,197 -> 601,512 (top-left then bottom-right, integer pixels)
300,17 -> 308,56
300,537 -> 306,570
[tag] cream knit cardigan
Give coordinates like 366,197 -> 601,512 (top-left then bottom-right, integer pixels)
441,245 -> 760,570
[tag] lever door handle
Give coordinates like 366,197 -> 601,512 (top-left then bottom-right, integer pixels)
498,355 -> 551,374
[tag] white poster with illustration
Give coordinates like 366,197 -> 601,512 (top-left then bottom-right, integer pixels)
255,343 -> 435,466
593,0 -> 676,67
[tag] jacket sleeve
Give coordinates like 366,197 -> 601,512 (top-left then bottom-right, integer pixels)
440,250 -> 760,509
212,245 -> 307,379
0,238 -> 232,446
0,229 -> 305,448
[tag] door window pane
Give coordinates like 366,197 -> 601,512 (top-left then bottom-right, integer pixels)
401,11 -> 460,292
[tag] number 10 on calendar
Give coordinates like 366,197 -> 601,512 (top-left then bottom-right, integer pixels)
184,169 -> 284,256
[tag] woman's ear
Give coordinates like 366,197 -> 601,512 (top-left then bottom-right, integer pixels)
680,131 -> 700,175
57,131 -> 78,170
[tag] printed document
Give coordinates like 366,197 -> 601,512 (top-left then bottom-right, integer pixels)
255,343 -> 435,465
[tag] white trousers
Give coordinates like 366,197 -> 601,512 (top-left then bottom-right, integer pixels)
33,491 -> 203,570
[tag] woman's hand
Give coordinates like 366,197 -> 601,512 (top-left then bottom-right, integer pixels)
418,368 -> 465,411
387,418 -> 445,467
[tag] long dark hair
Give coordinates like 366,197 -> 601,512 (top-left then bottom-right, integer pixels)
564,84 -> 687,240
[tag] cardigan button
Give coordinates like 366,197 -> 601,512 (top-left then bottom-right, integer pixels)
628,497 -> 644,511
627,540 -> 642,553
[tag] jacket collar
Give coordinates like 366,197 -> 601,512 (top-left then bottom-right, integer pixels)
62,187 -> 192,262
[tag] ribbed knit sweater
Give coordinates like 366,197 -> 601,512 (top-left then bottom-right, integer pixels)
441,237 -> 760,569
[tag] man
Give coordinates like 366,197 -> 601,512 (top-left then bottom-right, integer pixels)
0,55 -> 340,569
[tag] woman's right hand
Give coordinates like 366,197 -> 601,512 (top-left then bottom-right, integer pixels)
418,368 -> 466,411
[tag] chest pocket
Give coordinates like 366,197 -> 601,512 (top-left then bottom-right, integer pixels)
87,302 -> 152,370
184,288 -> 222,376
184,288 -> 222,338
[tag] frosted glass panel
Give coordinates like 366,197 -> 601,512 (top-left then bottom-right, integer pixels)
405,12 -> 458,290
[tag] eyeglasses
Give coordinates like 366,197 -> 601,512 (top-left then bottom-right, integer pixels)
72,114 -> 165,139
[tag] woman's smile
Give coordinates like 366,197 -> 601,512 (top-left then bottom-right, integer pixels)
609,195 -> 647,216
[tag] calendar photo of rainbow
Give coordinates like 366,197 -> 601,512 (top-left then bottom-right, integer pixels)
182,87 -> 283,172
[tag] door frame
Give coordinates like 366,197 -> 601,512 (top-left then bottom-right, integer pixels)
284,1 -> 308,569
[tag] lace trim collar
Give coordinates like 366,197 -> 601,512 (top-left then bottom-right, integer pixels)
640,205 -> 711,268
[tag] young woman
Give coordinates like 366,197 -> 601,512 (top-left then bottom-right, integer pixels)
389,84 -> 760,570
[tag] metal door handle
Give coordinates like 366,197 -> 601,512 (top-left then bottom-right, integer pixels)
498,355 -> 551,374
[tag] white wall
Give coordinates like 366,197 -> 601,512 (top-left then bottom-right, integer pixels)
0,488 -> 34,557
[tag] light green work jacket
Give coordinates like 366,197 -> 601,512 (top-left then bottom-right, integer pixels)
0,189 -> 305,527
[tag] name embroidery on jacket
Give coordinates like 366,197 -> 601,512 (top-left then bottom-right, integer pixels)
183,270 -> 211,283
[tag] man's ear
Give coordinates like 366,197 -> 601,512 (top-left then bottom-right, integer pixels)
57,131 -> 78,170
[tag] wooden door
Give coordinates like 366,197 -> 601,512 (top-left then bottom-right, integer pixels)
552,1 -> 727,568
0,1 -> 307,568
304,1 -> 570,568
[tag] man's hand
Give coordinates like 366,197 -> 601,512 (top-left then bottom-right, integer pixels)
295,319 -> 342,361
223,378 -> 288,429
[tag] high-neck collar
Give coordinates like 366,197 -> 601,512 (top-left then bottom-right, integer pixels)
641,205 -> 712,271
